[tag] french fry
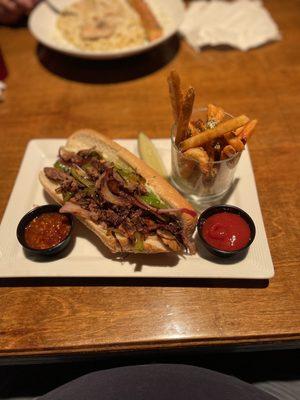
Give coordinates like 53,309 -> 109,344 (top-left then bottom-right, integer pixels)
176,86 -> 195,145
167,70 -> 183,124
179,115 -> 250,152
207,104 -> 225,125
184,147 -> 210,174
224,132 -> 245,152
234,126 -> 244,136
237,119 -> 258,142
221,145 -> 236,160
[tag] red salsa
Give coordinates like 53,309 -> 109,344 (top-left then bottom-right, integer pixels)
202,212 -> 251,251
24,212 -> 71,250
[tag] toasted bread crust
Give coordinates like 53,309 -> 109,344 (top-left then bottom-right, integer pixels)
39,129 -> 197,254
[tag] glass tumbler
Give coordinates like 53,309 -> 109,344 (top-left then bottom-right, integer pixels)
170,109 -> 242,204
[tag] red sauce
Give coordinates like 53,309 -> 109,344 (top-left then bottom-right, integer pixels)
202,212 -> 251,251
24,212 -> 71,250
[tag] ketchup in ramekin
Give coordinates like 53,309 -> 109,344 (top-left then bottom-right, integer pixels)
197,205 -> 256,257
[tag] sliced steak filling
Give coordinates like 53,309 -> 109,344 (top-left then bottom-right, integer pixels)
44,146 -> 194,252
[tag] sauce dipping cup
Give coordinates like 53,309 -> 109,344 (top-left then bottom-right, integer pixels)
17,204 -> 73,256
197,205 -> 256,258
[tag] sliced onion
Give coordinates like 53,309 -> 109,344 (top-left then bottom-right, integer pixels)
60,201 -> 90,219
95,172 -> 106,189
100,179 -> 130,206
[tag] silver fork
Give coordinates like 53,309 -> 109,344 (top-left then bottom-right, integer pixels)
45,0 -> 76,15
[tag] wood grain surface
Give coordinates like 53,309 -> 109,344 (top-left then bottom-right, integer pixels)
0,0 -> 299,360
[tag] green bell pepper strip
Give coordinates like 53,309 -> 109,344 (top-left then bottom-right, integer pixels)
63,191 -> 73,201
114,164 -> 145,184
54,160 -> 70,173
70,167 -> 94,188
139,191 -> 168,209
134,232 -> 144,252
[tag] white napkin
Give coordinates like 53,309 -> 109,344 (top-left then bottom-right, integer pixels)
180,0 -> 281,51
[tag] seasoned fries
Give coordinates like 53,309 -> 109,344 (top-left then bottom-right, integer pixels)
224,131 -> 245,152
180,115 -> 250,152
190,119 -> 205,133
237,119 -> 258,141
167,71 -> 258,198
221,145 -> 236,160
176,87 -> 195,145
167,70 -> 182,124
207,104 -> 225,126
184,147 -> 210,174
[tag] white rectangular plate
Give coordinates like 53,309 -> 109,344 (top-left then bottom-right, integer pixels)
0,139 -> 274,279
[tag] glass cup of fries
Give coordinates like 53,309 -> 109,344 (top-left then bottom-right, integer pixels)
170,108 -> 242,204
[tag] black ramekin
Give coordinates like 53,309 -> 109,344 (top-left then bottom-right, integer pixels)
197,205 -> 256,258
17,204 -> 73,256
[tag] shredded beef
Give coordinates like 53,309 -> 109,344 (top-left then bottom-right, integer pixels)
59,148 -> 83,165
128,214 -> 144,232
44,167 -> 65,182
47,148 -> 185,248
84,165 -> 100,180
143,218 -> 160,232
73,192 -> 91,209
135,185 -> 147,196
93,209 -> 127,226
107,179 -> 121,195
165,221 -> 182,236
90,157 -> 107,172
77,148 -> 96,158
44,167 -> 79,192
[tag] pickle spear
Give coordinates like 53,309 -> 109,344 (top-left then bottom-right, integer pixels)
138,132 -> 168,179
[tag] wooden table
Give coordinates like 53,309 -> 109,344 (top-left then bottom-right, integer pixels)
0,0 -> 299,363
